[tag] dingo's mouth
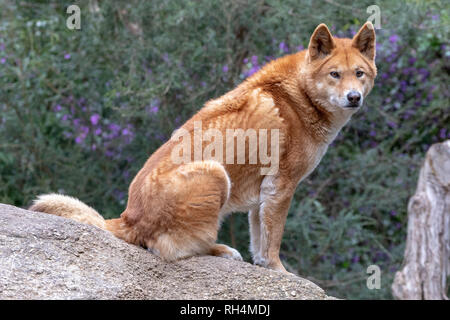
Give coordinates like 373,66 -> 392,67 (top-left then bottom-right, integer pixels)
343,103 -> 362,109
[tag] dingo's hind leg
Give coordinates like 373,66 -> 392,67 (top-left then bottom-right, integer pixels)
146,160 -> 238,261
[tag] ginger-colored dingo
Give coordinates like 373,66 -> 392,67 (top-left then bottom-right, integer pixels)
30,23 -> 377,273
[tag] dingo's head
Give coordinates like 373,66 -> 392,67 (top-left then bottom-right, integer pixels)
302,22 -> 377,112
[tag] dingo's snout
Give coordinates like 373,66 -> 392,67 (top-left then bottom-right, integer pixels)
346,90 -> 362,108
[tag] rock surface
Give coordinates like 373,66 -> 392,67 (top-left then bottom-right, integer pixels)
0,204 -> 333,300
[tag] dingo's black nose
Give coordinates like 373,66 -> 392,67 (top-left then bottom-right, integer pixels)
347,91 -> 361,105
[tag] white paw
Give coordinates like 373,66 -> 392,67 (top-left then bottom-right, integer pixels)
253,254 -> 268,267
221,246 -> 243,261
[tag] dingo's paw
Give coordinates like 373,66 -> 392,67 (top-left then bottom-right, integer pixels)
221,246 -> 243,261
210,244 -> 243,261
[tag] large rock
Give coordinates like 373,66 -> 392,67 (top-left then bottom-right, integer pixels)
0,204 -> 332,300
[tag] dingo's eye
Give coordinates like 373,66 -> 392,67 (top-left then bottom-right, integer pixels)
356,70 -> 364,77
330,71 -> 340,79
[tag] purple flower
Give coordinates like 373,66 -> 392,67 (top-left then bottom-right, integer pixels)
155,133 -> 166,142
402,109 -> 415,120
251,55 -> 258,65
387,120 -> 397,128
75,136 -> 84,144
54,104 -> 62,112
63,131 -> 73,139
390,210 -> 398,217
94,128 -> 102,136
148,98 -> 160,114
418,68 -> 430,80
243,58 -> 249,64
439,128 -> 447,140
374,250 -> 386,262
222,64 -> 229,73
400,80 -> 407,92
113,190 -> 126,201
108,123 -> 121,135
90,114 -> 100,125
401,67 -> 412,75
279,41 -> 289,53
245,66 -> 260,77
80,126 -> 89,134
389,63 -> 397,73
389,34 -> 399,44
351,255 -> 360,264
105,150 -> 114,157
0,57 -> 6,64
123,126 -> 135,144
296,44 -> 304,51
64,53 -> 71,60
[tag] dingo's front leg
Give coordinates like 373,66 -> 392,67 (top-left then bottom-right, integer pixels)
248,206 -> 262,264
256,177 -> 294,273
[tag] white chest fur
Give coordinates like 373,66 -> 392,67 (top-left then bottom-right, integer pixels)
302,142 -> 329,182
298,109 -> 354,185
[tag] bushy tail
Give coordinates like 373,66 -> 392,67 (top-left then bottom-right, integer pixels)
29,194 -> 106,230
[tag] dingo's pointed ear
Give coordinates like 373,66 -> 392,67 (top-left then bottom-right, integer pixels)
352,22 -> 376,60
308,23 -> 336,62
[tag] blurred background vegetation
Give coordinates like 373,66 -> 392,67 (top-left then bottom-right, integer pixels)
0,0 -> 448,299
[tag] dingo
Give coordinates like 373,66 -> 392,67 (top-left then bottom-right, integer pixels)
30,22 -> 377,273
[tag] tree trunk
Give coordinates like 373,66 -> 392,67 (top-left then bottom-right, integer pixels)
392,140 -> 450,300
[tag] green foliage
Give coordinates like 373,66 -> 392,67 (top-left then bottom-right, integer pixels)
0,0 -> 448,299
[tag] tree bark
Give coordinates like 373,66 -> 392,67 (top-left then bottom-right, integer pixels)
392,140 -> 450,300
